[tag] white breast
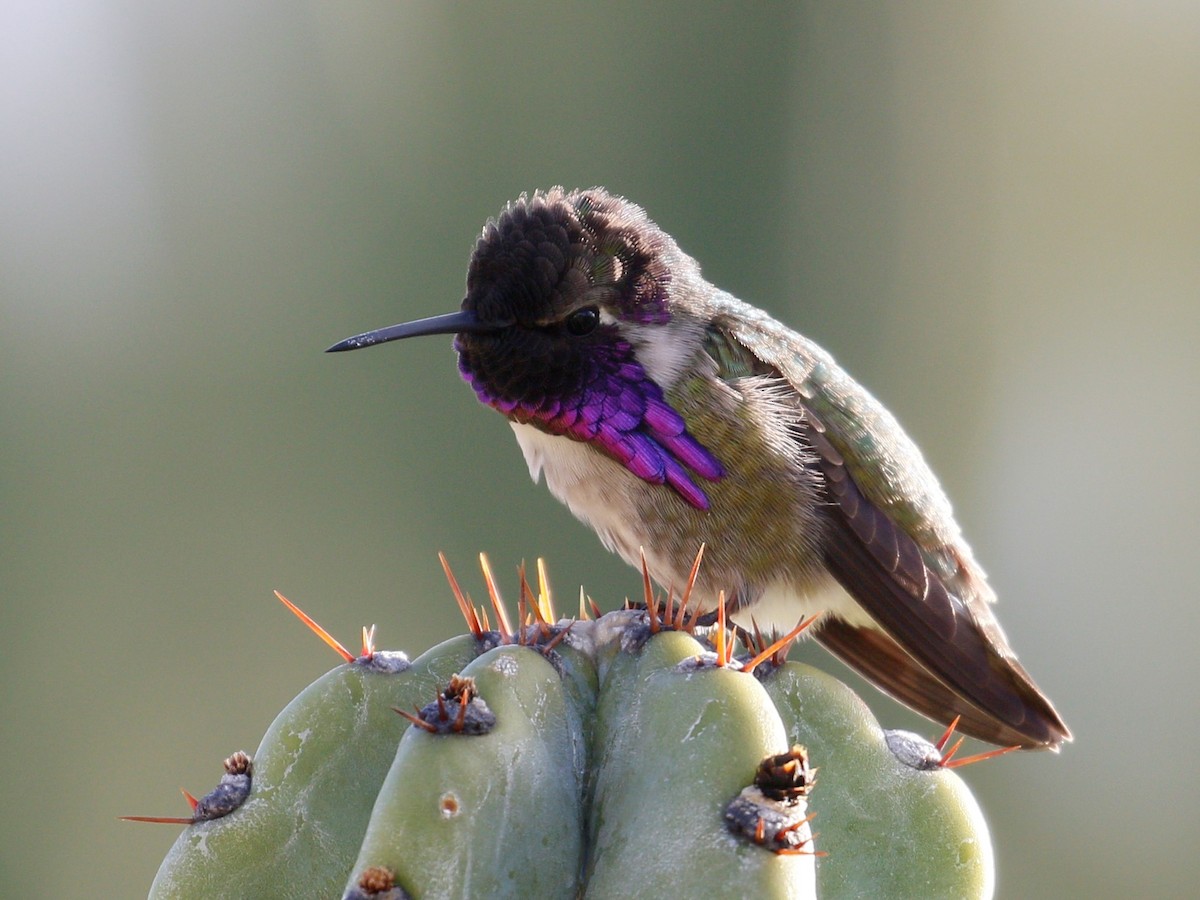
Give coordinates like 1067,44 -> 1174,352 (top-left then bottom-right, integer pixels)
510,421 -> 649,565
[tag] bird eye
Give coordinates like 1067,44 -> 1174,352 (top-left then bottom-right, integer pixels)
565,306 -> 600,336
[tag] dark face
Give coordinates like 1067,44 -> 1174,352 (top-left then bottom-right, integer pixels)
453,188 -> 722,508
325,187 -> 723,508
454,187 -> 673,416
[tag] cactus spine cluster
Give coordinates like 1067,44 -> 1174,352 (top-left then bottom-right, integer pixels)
137,554 -> 995,899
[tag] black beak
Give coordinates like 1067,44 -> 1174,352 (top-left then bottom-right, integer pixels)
326,309 -> 502,353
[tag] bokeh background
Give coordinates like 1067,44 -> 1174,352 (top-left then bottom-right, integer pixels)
3,2 -> 1197,897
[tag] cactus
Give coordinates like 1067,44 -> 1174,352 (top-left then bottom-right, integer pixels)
134,555 -> 997,899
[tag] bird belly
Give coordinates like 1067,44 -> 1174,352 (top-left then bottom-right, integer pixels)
510,420 -> 880,635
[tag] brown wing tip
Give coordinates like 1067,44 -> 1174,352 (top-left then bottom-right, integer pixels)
817,617 -> 1071,751
1028,717 -> 1072,752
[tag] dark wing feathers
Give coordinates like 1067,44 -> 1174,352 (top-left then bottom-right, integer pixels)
816,617 -> 1047,749
714,311 -> 1069,749
803,399 -> 1069,748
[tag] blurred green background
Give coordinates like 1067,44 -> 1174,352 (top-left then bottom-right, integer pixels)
2,2 -> 1197,897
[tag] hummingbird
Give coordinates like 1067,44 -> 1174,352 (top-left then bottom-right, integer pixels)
328,187 -> 1070,750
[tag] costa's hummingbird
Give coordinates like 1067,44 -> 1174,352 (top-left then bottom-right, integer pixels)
329,187 -> 1070,750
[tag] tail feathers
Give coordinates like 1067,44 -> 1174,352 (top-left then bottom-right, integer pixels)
816,616 -> 1070,750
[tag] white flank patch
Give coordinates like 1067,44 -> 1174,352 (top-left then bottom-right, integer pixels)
735,579 -> 879,634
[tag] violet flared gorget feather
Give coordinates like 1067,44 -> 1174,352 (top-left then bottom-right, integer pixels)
457,334 -> 724,510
